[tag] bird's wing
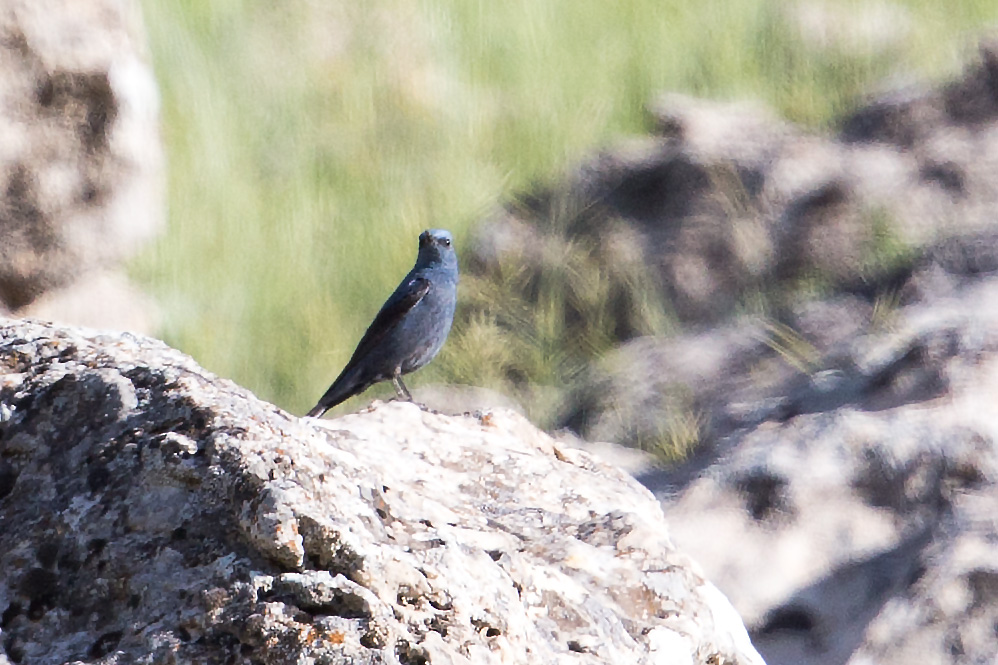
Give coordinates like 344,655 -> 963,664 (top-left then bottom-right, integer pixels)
341,276 -> 431,371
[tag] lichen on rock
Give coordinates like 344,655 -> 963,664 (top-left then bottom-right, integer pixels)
0,317 -> 763,664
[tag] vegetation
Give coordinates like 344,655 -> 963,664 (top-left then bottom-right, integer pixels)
135,0 -> 997,419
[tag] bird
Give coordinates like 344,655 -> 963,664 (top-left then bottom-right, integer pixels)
306,228 -> 458,417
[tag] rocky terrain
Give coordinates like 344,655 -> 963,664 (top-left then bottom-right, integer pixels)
462,41 -> 998,433
559,247 -> 998,664
0,0 -> 162,332
0,317 -> 763,665
459,39 -> 998,665
647,272 -> 998,665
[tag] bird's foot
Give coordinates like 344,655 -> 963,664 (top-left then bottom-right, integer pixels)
391,370 -> 413,402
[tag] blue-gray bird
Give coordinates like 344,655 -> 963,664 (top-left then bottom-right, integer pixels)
306,229 -> 458,417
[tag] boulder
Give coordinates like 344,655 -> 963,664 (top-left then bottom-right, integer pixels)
0,317 -> 763,665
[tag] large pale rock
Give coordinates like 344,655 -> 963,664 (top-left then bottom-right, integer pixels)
0,318 -> 763,665
0,0 -> 162,330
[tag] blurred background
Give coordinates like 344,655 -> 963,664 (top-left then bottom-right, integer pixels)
131,0 -> 995,425
6,2 -> 998,662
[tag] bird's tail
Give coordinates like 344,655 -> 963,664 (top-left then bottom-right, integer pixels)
305,403 -> 328,418
304,368 -> 365,418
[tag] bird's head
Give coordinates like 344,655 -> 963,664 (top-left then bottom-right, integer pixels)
416,229 -> 458,272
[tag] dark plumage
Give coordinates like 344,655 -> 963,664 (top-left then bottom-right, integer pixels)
306,229 -> 458,417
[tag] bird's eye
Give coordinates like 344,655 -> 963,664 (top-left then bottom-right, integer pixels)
442,238 -> 451,246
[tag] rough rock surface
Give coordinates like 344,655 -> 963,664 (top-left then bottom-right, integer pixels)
0,317 -> 763,665
0,0 -> 162,330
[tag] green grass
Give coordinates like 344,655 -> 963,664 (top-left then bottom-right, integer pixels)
134,0 -> 998,417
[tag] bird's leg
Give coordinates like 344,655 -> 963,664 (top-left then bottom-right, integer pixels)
391,368 -> 413,402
